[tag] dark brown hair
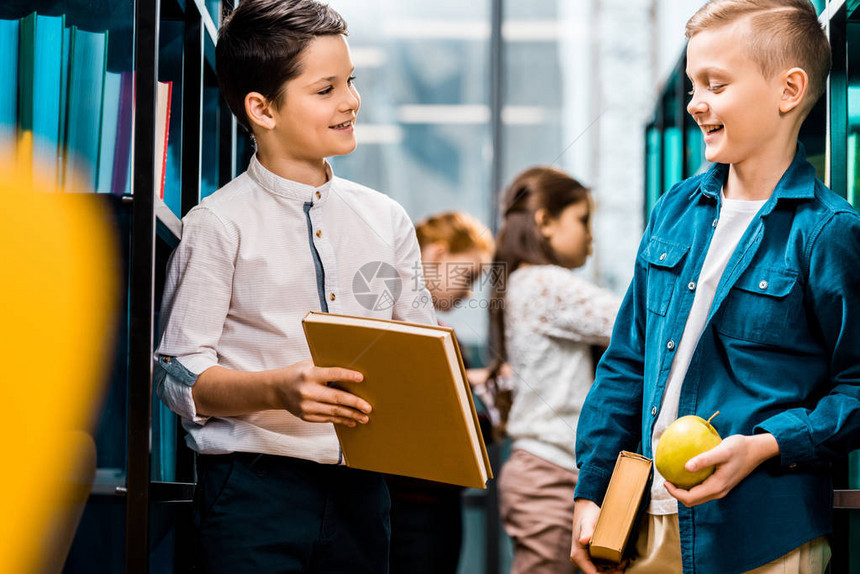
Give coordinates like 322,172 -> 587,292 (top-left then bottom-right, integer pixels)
486,167 -> 590,432
216,0 -> 348,132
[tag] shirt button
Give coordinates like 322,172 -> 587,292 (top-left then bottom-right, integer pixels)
712,219 -> 719,228
759,280 -> 768,290
330,293 -> 336,301
659,252 -> 667,261
651,406 -> 657,416
688,281 -> 696,291
316,191 -> 322,199
667,340 -> 676,351
316,229 -> 322,238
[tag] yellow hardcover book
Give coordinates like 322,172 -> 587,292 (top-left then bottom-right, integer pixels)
302,311 -> 492,489
589,451 -> 653,563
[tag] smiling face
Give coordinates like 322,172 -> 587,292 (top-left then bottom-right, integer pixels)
269,34 -> 361,163
686,19 -> 786,168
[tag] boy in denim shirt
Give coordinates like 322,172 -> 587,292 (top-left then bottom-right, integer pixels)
154,0 -> 435,571
570,1 -> 860,572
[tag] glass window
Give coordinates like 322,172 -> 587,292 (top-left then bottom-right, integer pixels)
327,0 -> 493,350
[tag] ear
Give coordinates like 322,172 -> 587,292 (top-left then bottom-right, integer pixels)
245,91 -> 277,130
421,241 -> 449,263
779,68 -> 809,114
534,208 -> 552,237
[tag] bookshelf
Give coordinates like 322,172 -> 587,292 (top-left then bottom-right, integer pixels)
1,0 -> 240,571
129,0 -> 239,572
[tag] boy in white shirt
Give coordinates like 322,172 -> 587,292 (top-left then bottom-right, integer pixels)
154,1 -> 435,571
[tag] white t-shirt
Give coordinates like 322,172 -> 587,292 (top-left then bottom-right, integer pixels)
649,191 -> 766,514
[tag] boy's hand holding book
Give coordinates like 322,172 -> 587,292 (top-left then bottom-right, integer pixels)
302,312 -> 492,488
577,452 -> 652,570
570,499 -> 626,574
273,359 -> 372,427
192,360 -> 371,426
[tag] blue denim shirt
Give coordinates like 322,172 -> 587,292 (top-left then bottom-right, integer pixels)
575,145 -> 860,574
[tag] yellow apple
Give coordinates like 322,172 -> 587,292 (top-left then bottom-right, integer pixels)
655,412 -> 722,489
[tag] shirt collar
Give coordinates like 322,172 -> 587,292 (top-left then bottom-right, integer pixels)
696,142 -> 816,207
247,153 -> 334,202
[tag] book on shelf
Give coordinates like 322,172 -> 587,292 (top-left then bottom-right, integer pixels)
17,12 -> 65,185
57,23 -> 70,186
589,451 -> 653,564
64,25 -> 108,192
111,71 -> 133,196
0,18 -> 18,153
155,80 -> 173,200
126,78 -> 172,199
96,71 -> 121,194
302,311 -> 492,489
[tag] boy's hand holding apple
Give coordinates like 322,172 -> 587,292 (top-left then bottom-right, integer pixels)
657,412 -> 780,507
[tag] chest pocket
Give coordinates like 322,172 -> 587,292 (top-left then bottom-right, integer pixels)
642,237 -> 689,316
717,266 -> 800,346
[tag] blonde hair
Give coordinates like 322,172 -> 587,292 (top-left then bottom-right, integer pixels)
414,211 -> 494,255
686,0 -> 831,114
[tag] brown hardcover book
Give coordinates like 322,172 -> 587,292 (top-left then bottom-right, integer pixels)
302,312 -> 493,489
589,451 -> 653,563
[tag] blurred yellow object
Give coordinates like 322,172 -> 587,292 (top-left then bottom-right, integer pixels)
0,159 -> 118,573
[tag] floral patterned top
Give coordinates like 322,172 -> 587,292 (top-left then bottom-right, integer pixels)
504,264 -> 620,471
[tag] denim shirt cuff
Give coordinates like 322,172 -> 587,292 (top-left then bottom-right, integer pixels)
573,463 -> 614,504
154,355 -> 209,425
156,355 -> 199,386
754,411 -> 815,467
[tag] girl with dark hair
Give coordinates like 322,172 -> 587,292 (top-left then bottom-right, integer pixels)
488,166 -> 621,574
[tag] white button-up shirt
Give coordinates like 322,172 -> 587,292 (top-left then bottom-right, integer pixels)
155,155 -> 436,463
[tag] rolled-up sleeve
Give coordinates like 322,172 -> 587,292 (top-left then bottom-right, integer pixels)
154,355 -> 209,424
154,206 -> 237,425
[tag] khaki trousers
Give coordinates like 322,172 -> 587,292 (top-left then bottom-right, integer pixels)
626,514 -> 831,574
498,449 -> 578,574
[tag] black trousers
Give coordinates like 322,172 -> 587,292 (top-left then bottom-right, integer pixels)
193,452 -> 390,574
386,477 -> 464,574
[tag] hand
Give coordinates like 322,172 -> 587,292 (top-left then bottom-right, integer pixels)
570,499 -> 626,574
467,363 -> 513,389
466,367 -> 490,388
273,359 -> 371,427
664,433 -> 779,507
